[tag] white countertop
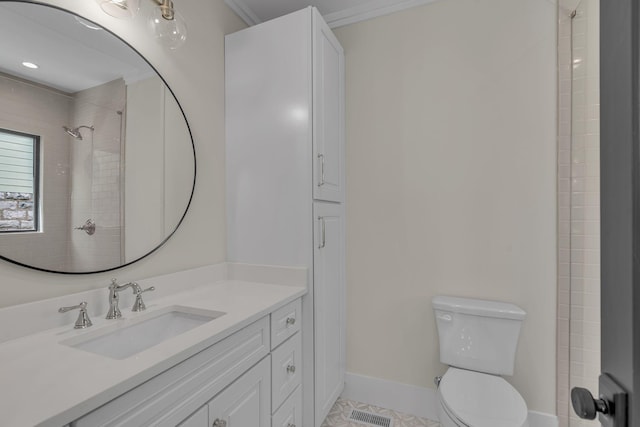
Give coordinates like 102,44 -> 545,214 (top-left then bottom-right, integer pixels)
0,265 -> 306,427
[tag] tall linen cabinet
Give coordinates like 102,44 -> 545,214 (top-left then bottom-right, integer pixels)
225,7 -> 346,427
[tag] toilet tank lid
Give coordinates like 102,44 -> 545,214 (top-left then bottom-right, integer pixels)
432,296 -> 526,320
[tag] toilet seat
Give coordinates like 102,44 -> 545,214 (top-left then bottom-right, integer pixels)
438,367 -> 528,427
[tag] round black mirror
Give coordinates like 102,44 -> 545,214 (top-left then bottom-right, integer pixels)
0,1 -> 195,273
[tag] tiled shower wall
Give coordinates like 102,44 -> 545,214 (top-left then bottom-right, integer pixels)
557,6 -> 572,424
68,78 -> 125,271
557,1 -> 600,426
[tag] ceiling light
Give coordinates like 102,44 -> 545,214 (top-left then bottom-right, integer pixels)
22,62 -> 39,69
148,0 -> 187,50
96,0 -> 139,20
96,0 -> 186,49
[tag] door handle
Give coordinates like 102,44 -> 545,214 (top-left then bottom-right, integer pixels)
571,374 -> 629,427
571,387 -> 609,420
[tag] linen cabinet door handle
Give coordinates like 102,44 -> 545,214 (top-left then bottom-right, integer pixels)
212,419 -> 227,427
318,217 -> 326,249
318,153 -> 325,186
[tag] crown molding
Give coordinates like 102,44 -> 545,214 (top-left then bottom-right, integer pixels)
224,0 -> 441,29
324,0 -> 440,28
224,0 -> 262,26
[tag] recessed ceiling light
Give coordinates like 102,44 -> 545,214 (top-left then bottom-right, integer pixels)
22,62 -> 39,69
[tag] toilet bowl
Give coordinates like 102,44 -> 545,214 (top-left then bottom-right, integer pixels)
432,296 -> 529,427
436,367 -> 529,427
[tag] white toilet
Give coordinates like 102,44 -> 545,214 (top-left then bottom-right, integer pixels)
432,296 -> 529,427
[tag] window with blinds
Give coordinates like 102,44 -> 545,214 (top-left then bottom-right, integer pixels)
0,129 -> 39,232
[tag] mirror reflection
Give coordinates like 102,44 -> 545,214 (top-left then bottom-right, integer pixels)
0,1 -> 195,273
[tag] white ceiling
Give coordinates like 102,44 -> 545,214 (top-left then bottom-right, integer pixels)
224,0 -> 439,28
0,2 -> 153,93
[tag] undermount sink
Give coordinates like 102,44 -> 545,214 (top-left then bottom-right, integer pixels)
62,306 -> 225,359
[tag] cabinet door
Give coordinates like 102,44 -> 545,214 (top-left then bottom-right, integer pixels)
313,202 -> 346,426
226,8 -> 313,268
312,9 -> 345,203
208,357 -> 271,427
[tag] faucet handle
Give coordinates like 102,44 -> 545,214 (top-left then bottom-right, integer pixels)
132,285 -> 155,312
59,301 -> 93,329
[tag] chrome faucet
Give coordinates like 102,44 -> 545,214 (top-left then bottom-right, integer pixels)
59,301 -> 92,329
106,279 -> 155,319
132,283 -> 156,312
106,279 -> 134,319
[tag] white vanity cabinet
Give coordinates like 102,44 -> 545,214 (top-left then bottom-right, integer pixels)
226,7 -> 345,427
178,357 -> 270,427
70,298 -> 303,427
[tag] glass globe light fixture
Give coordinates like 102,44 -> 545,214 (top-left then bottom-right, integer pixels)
148,0 -> 187,50
95,0 -> 139,19
96,0 -> 187,49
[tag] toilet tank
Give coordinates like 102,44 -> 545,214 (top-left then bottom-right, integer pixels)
432,296 -> 526,376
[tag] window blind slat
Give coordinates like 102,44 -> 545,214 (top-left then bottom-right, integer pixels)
0,130 -> 35,194
0,172 -> 33,182
0,160 -> 33,170
0,140 -> 34,154
0,152 -> 33,167
0,133 -> 33,146
0,177 -> 32,188
0,164 -> 31,174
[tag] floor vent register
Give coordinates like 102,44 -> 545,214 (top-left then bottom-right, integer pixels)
347,409 -> 394,427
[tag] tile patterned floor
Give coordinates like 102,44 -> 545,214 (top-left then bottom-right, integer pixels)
321,398 -> 441,427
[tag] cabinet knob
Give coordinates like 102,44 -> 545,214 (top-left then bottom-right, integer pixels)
287,424 -> 296,427
286,317 -> 296,326
212,419 -> 227,427
287,364 -> 296,374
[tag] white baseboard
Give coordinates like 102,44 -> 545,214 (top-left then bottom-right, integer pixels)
342,372 -> 439,421
528,411 -> 559,427
342,372 -> 558,427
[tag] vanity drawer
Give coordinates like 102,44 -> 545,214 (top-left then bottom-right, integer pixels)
271,332 -> 302,412
73,317 -> 270,427
272,385 -> 302,427
271,298 -> 301,349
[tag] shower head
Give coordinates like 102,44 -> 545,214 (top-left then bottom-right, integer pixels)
63,126 -> 82,139
63,125 -> 94,140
